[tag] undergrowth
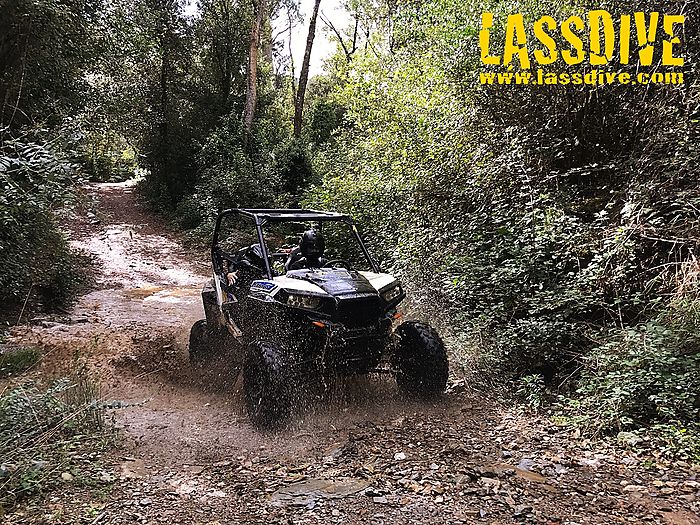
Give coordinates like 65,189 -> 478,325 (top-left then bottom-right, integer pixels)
1,133 -> 94,314
516,298 -> 700,462
0,347 -> 40,378
0,367 -> 115,509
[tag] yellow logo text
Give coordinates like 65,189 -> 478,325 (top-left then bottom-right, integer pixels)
480,11 -> 684,69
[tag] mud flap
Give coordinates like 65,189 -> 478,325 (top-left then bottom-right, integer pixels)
223,308 -> 243,338
202,278 -> 222,327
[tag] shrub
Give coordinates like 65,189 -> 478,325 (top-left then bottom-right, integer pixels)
571,305 -> 700,433
516,373 -> 547,412
273,138 -> 315,200
0,371 -> 111,509
0,133 -> 92,310
0,346 -> 40,378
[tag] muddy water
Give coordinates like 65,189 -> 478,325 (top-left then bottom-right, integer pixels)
73,286 -> 202,330
68,181 -> 206,330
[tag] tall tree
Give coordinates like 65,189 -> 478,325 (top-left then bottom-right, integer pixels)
199,0 -> 247,111
0,0 -> 98,130
293,0 -> 321,137
243,0 -> 266,145
150,0 -> 184,204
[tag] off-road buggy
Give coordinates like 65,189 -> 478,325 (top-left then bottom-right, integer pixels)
189,209 -> 448,428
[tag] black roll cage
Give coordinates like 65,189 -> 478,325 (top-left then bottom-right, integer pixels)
212,208 -> 380,279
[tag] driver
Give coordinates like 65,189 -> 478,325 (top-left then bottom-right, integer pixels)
225,243 -> 266,291
286,229 -> 328,270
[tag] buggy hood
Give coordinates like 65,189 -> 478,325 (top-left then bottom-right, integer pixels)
269,268 -> 397,297
285,268 -> 376,296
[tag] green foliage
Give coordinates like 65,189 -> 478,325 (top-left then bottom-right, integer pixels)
0,373 -> 111,509
0,0 -> 140,308
571,305 -> 700,433
0,0 -> 100,128
2,0 -> 299,298
0,133 -> 92,308
516,374 -> 546,412
304,0 -> 700,444
0,347 -> 40,378
308,99 -> 345,146
638,425 -> 700,462
171,116 -> 283,234
73,130 -> 138,182
132,0 -> 303,217
194,132 -> 259,212
274,138 -> 315,198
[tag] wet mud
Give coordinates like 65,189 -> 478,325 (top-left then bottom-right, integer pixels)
5,182 -> 698,525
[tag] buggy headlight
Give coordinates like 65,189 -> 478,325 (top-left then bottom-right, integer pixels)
381,285 -> 402,303
287,294 -> 322,310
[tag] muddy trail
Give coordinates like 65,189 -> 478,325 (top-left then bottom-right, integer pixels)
4,183 -> 699,525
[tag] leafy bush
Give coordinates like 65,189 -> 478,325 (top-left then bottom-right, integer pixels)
0,133 -> 92,309
172,125 -> 271,234
572,306 -> 700,433
304,0 -> 700,443
308,99 -> 345,147
0,346 -> 40,378
0,372 -> 111,509
633,425 -> 700,462
516,374 -> 546,412
172,116 -> 307,236
273,138 -> 315,199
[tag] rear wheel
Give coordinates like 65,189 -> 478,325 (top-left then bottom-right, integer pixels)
243,341 -> 293,429
188,320 -> 210,365
392,321 -> 448,398
189,319 -> 233,366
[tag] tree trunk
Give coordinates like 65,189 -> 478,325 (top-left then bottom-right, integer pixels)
158,3 -> 175,205
293,0 -> 321,138
262,15 -> 273,67
243,0 -> 266,146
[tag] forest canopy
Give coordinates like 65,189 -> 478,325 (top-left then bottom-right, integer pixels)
1,0 -> 698,452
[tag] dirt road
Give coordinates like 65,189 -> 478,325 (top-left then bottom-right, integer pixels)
5,183 -> 699,525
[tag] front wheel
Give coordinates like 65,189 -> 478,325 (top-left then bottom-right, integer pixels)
391,321 -> 448,398
243,341 -> 293,429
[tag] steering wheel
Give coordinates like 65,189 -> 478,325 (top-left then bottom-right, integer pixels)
323,259 -> 352,269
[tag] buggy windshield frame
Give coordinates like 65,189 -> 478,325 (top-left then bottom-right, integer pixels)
212,208 -> 380,278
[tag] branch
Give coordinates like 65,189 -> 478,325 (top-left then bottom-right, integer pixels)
8,16 -> 32,129
288,10 -> 296,101
320,12 -> 351,61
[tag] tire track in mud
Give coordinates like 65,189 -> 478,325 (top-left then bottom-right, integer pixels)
6,182 -> 699,525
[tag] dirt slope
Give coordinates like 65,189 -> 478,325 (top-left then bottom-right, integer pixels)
5,182 -> 699,525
